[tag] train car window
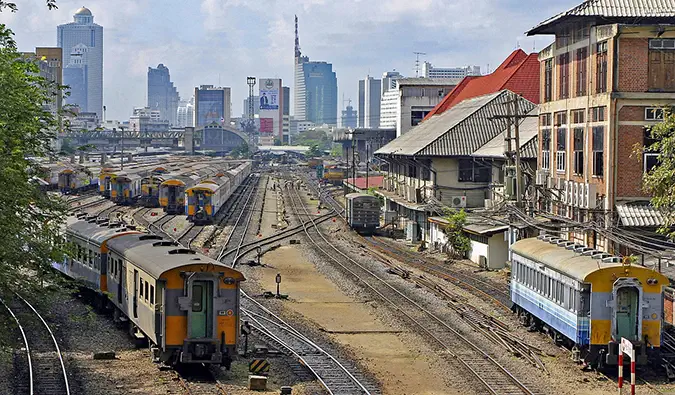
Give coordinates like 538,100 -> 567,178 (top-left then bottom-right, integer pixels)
192,285 -> 203,312
150,286 -> 154,305
140,280 -> 144,298
144,282 -> 149,301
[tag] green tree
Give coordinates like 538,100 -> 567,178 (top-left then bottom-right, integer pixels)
442,208 -> 471,259
0,23 -> 69,295
231,142 -> 251,159
306,144 -> 322,158
641,110 -> 675,237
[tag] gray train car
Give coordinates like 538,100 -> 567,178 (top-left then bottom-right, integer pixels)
345,193 -> 381,234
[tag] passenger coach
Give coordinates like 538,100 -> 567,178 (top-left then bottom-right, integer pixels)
510,236 -> 669,367
345,193 -> 380,234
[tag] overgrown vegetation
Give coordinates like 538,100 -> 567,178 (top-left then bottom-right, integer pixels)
231,142 -> 251,159
292,129 -> 332,151
306,144 -> 322,158
442,208 -> 471,259
0,21 -> 69,296
640,109 -> 675,238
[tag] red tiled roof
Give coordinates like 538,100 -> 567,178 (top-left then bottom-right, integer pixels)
345,176 -> 384,190
424,49 -> 540,120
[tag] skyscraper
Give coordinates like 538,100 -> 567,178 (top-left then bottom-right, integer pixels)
57,6 -> 103,117
293,15 -> 338,126
147,64 -> 180,125
381,71 -> 403,96
421,62 -> 481,79
358,76 -> 381,128
341,103 -> 357,129
194,85 -> 231,128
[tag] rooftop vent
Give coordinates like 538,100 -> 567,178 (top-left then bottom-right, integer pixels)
575,246 -> 595,254
565,243 -> 583,251
556,240 -> 575,248
547,237 -> 561,244
96,218 -> 108,224
153,241 -> 178,247
190,257 -> 201,261
581,249 -> 598,256
168,248 -> 196,255
140,235 -> 163,241
602,257 -> 622,264
592,252 -> 611,260
76,212 -> 87,219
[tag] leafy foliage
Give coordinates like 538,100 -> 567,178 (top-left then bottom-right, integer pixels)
306,144 -> 322,158
0,0 -> 58,12
293,129 -> 332,151
641,110 -> 675,238
231,142 -> 251,159
0,24 -> 69,296
442,208 -> 471,259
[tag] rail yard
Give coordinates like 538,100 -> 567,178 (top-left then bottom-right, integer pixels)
2,154 -> 675,395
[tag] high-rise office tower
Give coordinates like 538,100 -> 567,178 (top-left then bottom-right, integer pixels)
147,64 -> 180,125
194,85 -> 231,128
57,6 -> 103,117
381,71 -> 403,96
358,76 -> 381,128
293,15 -> 338,126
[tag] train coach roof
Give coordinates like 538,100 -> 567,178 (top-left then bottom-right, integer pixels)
510,238 -> 661,281
67,217 -> 137,244
186,182 -> 220,193
106,233 -> 245,280
346,192 -> 376,199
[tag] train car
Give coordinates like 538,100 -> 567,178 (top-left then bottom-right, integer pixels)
185,161 -> 251,224
185,177 -> 231,224
58,167 -> 99,194
510,236 -> 669,368
345,193 -> 381,234
159,161 -> 228,214
322,165 -> 347,185
111,171 -> 143,205
59,216 -> 245,367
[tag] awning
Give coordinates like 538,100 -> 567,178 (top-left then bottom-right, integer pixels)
616,201 -> 665,227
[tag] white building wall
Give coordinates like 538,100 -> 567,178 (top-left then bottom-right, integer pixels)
380,90 -> 399,129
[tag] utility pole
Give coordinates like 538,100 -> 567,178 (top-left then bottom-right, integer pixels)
513,97 -> 523,207
246,76 -> 257,147
119,126 -> 125,170
366,140 -> 369,190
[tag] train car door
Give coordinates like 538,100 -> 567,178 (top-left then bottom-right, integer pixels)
615,286 -> 639,341
169,186 -> 176,207
117,258 -> 123,304
190,281 -> 212,339
133,269 -> 139,319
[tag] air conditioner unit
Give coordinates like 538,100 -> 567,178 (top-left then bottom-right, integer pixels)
556,177 -> 566,190
450,195 -> 467,208
561,181 -> 569,204
485,199 -> 494,209
585,183 -> 598,209
567,181 -> 574,206
547,176 -> 555,189
573,182 -> 580,207
535,170 -> 548,186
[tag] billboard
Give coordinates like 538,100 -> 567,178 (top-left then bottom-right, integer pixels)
260,118 -> 274,133
260,79 -> 279,110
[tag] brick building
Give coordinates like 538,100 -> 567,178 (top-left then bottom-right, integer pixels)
527,0 -> 675,256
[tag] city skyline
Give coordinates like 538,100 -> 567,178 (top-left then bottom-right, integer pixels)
0,0 -> 568,121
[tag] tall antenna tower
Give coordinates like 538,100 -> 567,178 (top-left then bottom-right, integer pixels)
294,15 -> 301,60
246,76 -> 257,146
413,51 -> 427,77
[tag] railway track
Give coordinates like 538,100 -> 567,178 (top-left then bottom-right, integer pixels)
240,293 -> 375,395
362,236 -> 513,311
174,365 -> 227,395
215,175 -> 261,264
286,178 -> 538,395
1,295 -> 70,395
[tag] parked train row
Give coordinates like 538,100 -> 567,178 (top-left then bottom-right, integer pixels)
55,214 -> 245,367
186,161 -> 252,224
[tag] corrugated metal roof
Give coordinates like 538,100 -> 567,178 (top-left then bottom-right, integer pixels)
617,201 -> 666,227
397,77 -> 462,86
528,0 -> 675,35
472,108 -> 539,159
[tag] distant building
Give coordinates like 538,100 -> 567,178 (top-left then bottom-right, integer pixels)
147,64 -> 180,125
130,106 -> 169,132
293,15 -> 338,125
290,119 -> 315,135
282,86 -> 291,143
422,62 -> 481,79
358,76 -> 381,128
176,100 -> 194,128
258,78 -> 284,144
22,47 -> 63,114
381,78 -> 460,136
57,6 -> 103,117
194,85 -> 231,127
242,96 -> 260,118
341,104 -> 357,129
381,71 -> 403,96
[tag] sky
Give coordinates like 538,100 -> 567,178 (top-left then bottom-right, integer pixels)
0,0 -> 578,122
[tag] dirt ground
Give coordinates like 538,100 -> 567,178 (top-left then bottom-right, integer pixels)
256,245 -> 458,395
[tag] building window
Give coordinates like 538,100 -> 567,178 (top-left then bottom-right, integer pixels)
573,127 -> 584,175
458,159 -> 490,183
541,129 -> 551,170
590,106 -> 606,122
596,41 -> 608,93
649,39 -> 675,91
556,127 -> 567,173
592,126 -> 604,176
576,47 -> 587,96
644,127 -> 660,173
559,52 -> 570,99
411,110 -> 429,127
571,109 -> 585,124
645,107 -> 665,121
544,59 -> 553,102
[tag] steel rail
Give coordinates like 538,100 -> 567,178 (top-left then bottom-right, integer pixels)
240,293 -> 372,395
0,298 -> 33,395
215,175 -> 260,261
287,179 -> 536,395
